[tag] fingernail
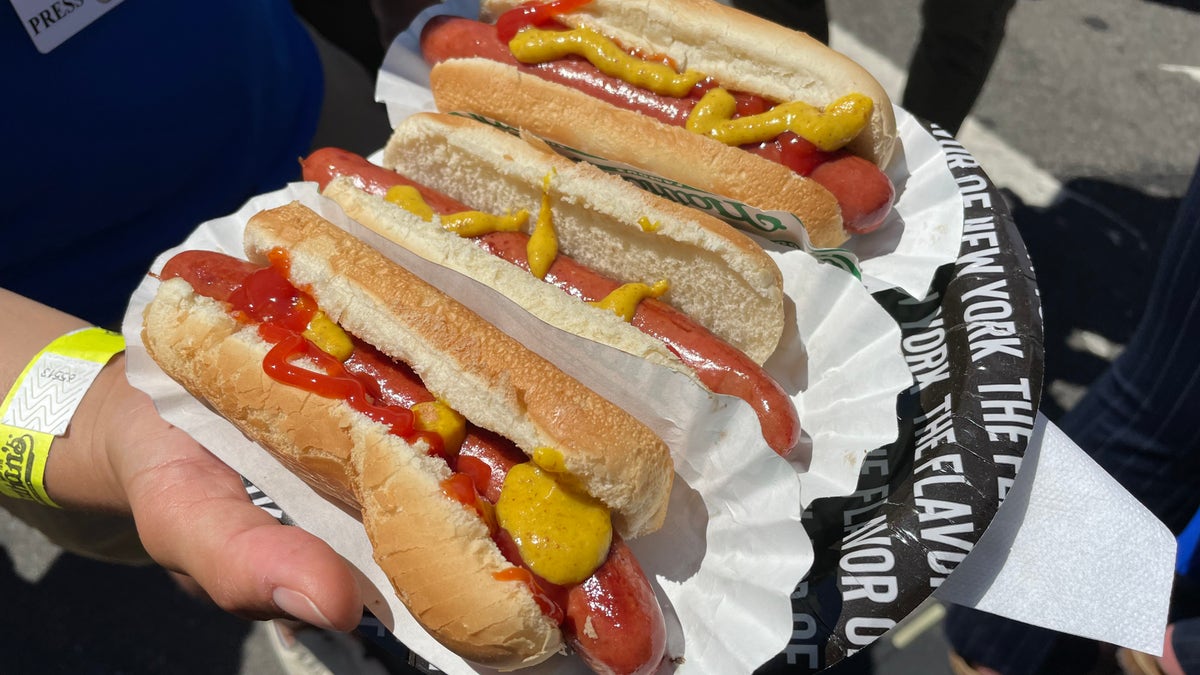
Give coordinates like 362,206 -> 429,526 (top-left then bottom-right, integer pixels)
273,587 -> 337,631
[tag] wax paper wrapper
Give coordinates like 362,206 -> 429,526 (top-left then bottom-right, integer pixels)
375,0 -> 963,299
123,179 -> 910,673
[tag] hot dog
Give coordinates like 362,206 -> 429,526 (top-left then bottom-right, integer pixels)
141,202 -> 673,673
420,0 -> 899,246
304,112 -> 802,456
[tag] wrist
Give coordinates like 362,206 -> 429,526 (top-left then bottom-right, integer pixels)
0,326 -> 130,511
50,353 -> 135,511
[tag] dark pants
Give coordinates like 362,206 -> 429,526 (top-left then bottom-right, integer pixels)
731,0 -> 1017,135
945,159 -> 1200,673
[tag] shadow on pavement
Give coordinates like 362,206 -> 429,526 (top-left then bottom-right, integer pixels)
1009,178 -> 1181,420
0,549 -> 255,674
1143,0 -> 1200,12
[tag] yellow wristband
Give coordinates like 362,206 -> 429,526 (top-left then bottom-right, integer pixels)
0,327 -> 126,507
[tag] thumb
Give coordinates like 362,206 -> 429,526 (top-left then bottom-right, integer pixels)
116,413 -> 363,631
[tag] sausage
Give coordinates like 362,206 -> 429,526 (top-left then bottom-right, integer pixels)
158,249 -> 261,302
422,15 -> 519,65
422,17 -> 695,126
566,537 -> 666,675
343,340 -> 434,409
301,149 -> 802,455
460,431 -> 667,675
302,147 -> 471,214
421,16 -> 895,234
475,232 -> 801,454
809,155 -> 896,235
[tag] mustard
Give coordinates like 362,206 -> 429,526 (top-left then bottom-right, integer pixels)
495,462 -> 612,586
532,445 -> 589,494
303,311 -> 354,361
509,27 -> 705,98
637,216 -> 661,233
687,89 -> 874,152
384,185 -> 435,222
442,210 -> 529,237
384,184 -> 530,237
508,24 -> 872,151
526,171 -> 558,279
591,280 -> 669,322
411,400 -> 467,455
532,446 -> 567,473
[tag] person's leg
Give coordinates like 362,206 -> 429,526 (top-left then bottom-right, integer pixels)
1056,160 -> 1200,534
944,605 -> 1105,675
730,0 -> 830,43
902,0 -> 1017,135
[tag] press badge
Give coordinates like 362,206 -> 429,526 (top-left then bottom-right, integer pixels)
9,0 -> 125,54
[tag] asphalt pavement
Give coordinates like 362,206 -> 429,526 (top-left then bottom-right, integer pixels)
2,1 -> 1198,673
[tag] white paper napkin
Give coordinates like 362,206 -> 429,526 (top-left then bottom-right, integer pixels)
938,413 -> 1176,655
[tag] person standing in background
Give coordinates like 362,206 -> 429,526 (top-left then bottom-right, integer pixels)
732,0 -> 1018,135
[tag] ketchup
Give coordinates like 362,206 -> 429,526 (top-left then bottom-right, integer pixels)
163,250 -> 445,455
161,248 -> 572,623
496,0 -> 593,42
229,264 -> 313,331
494,567 -> 567,623
260,331 -> 424,437
440,473 -> 498,531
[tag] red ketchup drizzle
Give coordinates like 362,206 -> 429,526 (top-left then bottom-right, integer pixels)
440,473 -> 498,532
495,567 -> 567,624
165,249 -> 442,456
496,0 -> 594,42
259,330 -> 431,446
164,248 -> 574,621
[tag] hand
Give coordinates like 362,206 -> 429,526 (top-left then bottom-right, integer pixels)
0,287 -> 363,632
86,358 -> 365,630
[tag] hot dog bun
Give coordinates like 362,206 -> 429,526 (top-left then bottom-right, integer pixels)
323,111 -> 786,366
142,202 -> 673,668
426,0 -> 899,248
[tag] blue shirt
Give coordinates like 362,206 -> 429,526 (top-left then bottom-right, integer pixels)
1,1 -> 323,325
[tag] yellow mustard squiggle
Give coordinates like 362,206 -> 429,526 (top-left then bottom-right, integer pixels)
509,26 -> 705,98
687,89 -> 873,151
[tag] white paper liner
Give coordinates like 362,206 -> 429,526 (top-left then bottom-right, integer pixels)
758,239 -> 909,507
375,3 -> 963,299
123,183 -> 825,674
